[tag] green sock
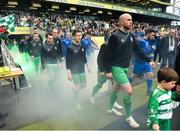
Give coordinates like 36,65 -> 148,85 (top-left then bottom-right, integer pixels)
34,58 -> 40,73
91,83 -> 103,97
123,95 -> 132,118
74,89 -> 80,104
108,91 -> 118,110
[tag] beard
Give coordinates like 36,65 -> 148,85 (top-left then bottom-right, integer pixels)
124,24 -> 132,30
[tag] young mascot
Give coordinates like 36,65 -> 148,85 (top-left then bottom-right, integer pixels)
147,67 -> 179,130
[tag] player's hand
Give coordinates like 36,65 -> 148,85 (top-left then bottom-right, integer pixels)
61,57 -> 65,64
152,124 -> 159,131
178,41 -> 180,46
149,61 -> 156,69
106,73 -> 112,79
59,63 -> 63,68
67,73 -> 72,81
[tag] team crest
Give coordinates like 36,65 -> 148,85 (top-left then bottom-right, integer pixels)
55,47 -> 57,50
82,48 -> 84,52
150,109 -> 154,115
130,37 -> 133,42
121,39 -> 125,43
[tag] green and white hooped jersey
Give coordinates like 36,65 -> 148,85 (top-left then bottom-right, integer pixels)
148,87 -> 177,124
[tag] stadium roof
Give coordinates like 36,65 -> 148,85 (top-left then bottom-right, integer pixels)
150,0 -> 172,6
0,0 -> 173,9
98,0 -> 173,7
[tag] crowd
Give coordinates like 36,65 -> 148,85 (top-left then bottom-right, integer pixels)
0,11 -> 173,37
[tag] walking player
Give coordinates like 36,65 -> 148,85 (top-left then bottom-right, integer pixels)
132,28 -> 155,96
105,13 -> 155,128
66,29 -> 90,110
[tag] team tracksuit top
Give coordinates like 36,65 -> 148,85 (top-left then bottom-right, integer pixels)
134,38 -> 154,64
66,42 -> 87,74
41,41 -> 63,69
29,39 -> 43,57
105,29 -> 151,73
97,44 -> 107,72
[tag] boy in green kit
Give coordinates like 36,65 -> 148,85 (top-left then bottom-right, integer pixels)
147,67 -> 179,130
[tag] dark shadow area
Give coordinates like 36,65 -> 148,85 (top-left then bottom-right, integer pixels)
101,104 -> 180,130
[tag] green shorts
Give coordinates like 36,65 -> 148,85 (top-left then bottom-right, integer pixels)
112,66 -> 129,85
72,72 -> 86,85
46,64 -> 59,82
33,56 -> 41,65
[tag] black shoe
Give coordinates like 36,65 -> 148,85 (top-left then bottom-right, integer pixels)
0,113 -> 8,120
0,122 -> 5,128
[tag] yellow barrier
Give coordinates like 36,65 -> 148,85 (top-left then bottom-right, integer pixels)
0,66 -> 11,76
9,27 -> 31,35
91,36 -> 104,47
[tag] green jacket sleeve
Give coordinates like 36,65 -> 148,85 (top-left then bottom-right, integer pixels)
171,91 -> 177,100
148,95 -> 159,124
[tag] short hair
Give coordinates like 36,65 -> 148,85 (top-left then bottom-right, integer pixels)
72,29 -> 81,36
46,32 -> 53,38
145,28 -> 155,35
86,30 -> 92,35
134,26 -> 139,29
157,67 -> 179,83
33,27 -> 38,30
33,33 -> 39,36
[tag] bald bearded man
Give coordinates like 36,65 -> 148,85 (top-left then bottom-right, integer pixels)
105,13 -> 155,128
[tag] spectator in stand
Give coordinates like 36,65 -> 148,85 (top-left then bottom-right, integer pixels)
160,29 -> 178,68
154,31 -> 164,64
